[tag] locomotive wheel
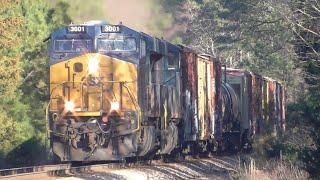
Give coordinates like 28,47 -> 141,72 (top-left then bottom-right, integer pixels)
162,147 -> 183,163
191,142 -> 200,159
49,149 -> 61,163
160,122 -> 178,155
240,129 -> 253,153
137,126 -> 156,157
171,148 -> 185,162
200,148 -> 212,158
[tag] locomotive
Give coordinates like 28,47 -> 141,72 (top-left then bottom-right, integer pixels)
47,21 -> 285,162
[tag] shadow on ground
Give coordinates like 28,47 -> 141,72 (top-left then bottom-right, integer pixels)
68,156 -> 239,180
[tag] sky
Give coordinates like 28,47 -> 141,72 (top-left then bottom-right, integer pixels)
48,0 -> 173,36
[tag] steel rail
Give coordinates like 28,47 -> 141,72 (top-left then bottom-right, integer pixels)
0,163 -> 71,178
0,161 -> 146,179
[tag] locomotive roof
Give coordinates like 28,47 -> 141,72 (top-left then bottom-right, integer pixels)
51,22 -> 141,41
50,21 -> 229,69
50,21 -> 185,64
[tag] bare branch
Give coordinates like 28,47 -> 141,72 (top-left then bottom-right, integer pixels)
22,70 -> 34,83
292,28 -> 320,58
295,22 -> 320,37
295,9 -> 319,19
312,5 -> 320,13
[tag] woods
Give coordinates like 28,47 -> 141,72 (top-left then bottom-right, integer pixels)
0,0 -> 319,177
0,0 -> 70,166
173,0 -> 319,176
179,0 -> 319,177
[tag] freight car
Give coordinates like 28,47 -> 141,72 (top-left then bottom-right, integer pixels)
222,69 -> 285,151
47,21 -> 285,162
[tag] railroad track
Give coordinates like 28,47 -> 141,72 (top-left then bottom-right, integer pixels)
0,160 -> 148,179
0,155 -> 235,179
0,163 -> 72,179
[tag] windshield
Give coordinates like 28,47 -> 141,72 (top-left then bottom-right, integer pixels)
54,39 -> 91,52
97,38 -> 136,52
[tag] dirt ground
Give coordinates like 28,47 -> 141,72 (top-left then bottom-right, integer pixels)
57,156 -> 239,180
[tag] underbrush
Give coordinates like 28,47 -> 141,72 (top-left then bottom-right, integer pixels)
233,156 -> 308,180
232,127 -> 311,179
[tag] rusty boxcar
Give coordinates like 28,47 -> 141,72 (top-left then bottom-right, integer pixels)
180,46 -> 222,153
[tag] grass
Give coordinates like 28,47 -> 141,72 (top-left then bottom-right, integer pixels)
233,156 -> 309,180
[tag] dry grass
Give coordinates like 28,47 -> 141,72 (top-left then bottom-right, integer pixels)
233,157 -> 309,180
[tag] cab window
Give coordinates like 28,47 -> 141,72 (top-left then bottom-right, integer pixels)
97,38 -> 136,52
54,39 -> 91,53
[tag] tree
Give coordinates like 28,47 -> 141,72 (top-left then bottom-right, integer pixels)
0,0 -> 72,167
20,0 -> 71,139
0,0 -> 27,157
179,0 -> 299,96
290,0 -> 320,177
0,0 -> 23,100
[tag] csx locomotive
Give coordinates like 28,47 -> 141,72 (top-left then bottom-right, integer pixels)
48,21 -> 285,162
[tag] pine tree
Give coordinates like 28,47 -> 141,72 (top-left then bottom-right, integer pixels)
0,0 -> 25,156
20,0 -> 71,138
0,0 -> 72,167
0,0 -> 23,99
181,0 -> 299,96
291,0 -> 320,177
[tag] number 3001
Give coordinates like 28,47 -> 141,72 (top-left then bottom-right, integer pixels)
69,26 -> 85,32
103,25 -> 120,33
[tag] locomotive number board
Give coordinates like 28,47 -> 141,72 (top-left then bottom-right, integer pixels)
101,25 -> 121,33
67,26 -> 87,33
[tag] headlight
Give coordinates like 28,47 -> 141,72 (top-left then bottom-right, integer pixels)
110,101 -> 120,111
65,101 -> 75,112
88,57 -> 99,75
